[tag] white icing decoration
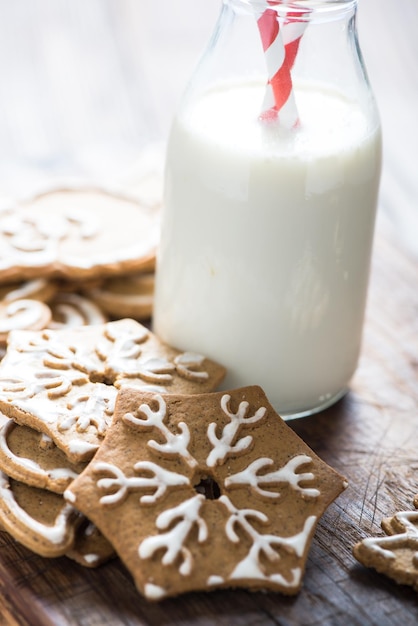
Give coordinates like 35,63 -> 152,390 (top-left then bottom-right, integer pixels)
0,377 -> 27,395
123,394 -> 197,468
122,357 -> 175,383
50,305 -> 88,328
0,213 -> 54,252
30,371 -> 81,399
0,370 -> 86,400
95,321 -> 148,372
39,432 -> 54,449
0,208 -> 100,258
67,440 -> 99,456
97,322 -> 175,384
225,454 -> 320,499
3,278 -> 50,303
174,353 -> 209,381
144,583 -> 167,600
83,553 -> 100,565
42,341 -> 98,379
64,489 -> 76,503
59,385 -> 116,435
49,468 -> 79,481
10,398 -> 69,425
206,394 -> 266,467
94,460 -> 189,505
207,575 -> 224,586
220,495 -> 317,585
139,495 -> 207,576
269,568 -> 302,588
65,208 -> 100,239
14,330 -> 53,351
360,511 -> 418,561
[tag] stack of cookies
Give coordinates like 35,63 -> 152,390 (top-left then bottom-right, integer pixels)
0,185 -> 160,360
0,185 -> 348,600
0,313 -> 227,569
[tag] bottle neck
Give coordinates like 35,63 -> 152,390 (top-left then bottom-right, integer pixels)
180,0 -> 374,121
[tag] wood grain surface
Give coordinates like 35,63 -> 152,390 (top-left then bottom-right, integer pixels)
0,1 -> 418,625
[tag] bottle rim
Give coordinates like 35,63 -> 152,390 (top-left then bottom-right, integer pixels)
227,0 -> 358,19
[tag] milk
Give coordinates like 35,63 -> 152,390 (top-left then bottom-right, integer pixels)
153,80 -> 381,417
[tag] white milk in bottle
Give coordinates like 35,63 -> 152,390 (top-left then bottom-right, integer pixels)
153,1 -> 382,417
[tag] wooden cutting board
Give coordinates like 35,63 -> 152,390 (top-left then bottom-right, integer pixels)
1,222 -> 418,626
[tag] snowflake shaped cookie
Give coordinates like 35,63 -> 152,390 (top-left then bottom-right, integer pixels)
65,386 -> 347,599
353,496 -> 418,592
0,319 -> 225,462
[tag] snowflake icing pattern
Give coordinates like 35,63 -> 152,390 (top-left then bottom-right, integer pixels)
66,387 -> 347,600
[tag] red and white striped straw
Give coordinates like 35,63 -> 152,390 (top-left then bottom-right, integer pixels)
257,4 -> 309,126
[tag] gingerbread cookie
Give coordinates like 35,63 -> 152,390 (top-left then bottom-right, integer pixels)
87,272 -> 154,321
0,472 -> 81,557
65,386 -> 347,600
0,419 -> 88,493
0,319 -> 226,462
353,498 -> 418,592
0,188 -> 159,282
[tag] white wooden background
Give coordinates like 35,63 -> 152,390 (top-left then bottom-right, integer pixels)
0,0 -> 416,255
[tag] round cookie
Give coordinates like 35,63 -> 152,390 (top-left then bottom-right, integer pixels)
0,188 -> 160,282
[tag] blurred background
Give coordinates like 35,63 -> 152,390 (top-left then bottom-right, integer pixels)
0,0 -> 416,254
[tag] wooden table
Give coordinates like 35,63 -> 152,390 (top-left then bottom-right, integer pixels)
1,1 -> 418,625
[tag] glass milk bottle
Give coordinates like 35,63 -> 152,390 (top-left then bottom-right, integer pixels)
153,0 -> 382,418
